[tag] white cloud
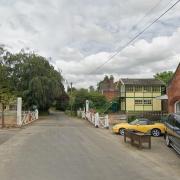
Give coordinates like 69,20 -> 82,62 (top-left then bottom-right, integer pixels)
0,0 -> 180,88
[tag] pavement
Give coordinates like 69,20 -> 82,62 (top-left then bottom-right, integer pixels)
0,111 -> 179,180
0,128 -> 20,145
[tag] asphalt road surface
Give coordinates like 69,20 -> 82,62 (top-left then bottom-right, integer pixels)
0,112 -> 179,180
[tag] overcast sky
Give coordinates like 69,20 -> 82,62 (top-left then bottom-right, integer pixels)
0,0 -> 180,89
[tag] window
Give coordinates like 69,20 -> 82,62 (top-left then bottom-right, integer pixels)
135,99 -> 152,105
144,99 -> 152,105
167,115 -> 175,126
144,86 -> 152,92
130,119 -> 149,125
135,86 -> 143,92
175,101 -> 180,113
174,120 -> 180,129
135,99 -> 143,105
152,86 -> 160,92
138,120 -> 148,125
126,85 -> 134,92
174,114 -> 180,129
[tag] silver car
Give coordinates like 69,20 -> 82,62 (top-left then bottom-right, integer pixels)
164,113 -> 180,154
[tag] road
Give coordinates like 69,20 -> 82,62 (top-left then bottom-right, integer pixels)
0,112 -> 179,180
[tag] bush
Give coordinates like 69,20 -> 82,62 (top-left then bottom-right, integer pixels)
128,115 -> 136,123
71,89 -> 107,111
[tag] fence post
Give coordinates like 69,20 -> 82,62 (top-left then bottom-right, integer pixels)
17,97 -> 22,126
104,115 -> 109,129
35,109 -> 39,120
86,100 -> 89,113
95,113 -> 99,128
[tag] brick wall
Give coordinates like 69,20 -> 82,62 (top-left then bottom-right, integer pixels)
103,90 -> 119,101
167,65 -> 180,113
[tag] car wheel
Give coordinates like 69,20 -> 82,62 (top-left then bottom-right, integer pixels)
119,128 -> 125,136
151,128 -> 161,137
165,134 -> 171,147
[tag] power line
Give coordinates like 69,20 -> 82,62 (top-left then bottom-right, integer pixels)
132,0 -> 163,30
90,0 -> 180,74
113,0 -> 165,58
138,0 -> 175,29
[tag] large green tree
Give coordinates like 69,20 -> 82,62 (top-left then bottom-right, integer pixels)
154,71 -> 174,85
2,50 -> 65,111
0,47 -> 15,127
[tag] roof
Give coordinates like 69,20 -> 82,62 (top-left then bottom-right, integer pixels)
120,78 -> 165,85
156,94 -> 168,100
167,62 -> 180,87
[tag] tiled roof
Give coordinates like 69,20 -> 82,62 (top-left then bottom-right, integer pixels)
120,78 -> 165,85
167,62 -> 180,87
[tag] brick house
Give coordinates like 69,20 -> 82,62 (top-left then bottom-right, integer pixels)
98,76 -> 119,101
167,63 -> 180,113
102,89 -> 119,101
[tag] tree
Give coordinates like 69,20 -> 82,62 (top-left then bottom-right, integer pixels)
154,71 -> 174,85
2,50 -> 65,111
89,86 -> 95,92
55,92 -> 69,111
0,47 -> 15,127
71,89 -> 107,111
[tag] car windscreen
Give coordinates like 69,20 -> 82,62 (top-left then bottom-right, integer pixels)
129,119 -> 139,125
174,116 -> 180,130
175,114 -> 180,122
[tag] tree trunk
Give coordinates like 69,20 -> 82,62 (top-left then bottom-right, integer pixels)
1,103 -> 5,128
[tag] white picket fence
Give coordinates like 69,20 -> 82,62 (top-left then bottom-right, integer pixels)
21,110 -> 39,126
77,110 -> 109,129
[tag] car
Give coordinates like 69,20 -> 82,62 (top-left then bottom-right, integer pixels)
164,113 -> 180,154
112,118 -> 165,137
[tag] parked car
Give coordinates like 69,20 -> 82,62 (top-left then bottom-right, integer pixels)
164,113 -> 180,154
112,118 -> 165,137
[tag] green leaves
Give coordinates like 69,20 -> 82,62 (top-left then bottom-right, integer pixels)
70,89 -> 107,111
154,71 -> 174,85
0,49 -> 65,111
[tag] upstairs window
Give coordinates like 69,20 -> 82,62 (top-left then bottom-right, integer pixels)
126,85 -> 134,92
144,86 -> 152,92
135,86 -> 143,92
152,86 -> 160,92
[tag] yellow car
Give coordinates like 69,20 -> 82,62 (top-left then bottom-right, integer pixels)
112,118 -> 165,137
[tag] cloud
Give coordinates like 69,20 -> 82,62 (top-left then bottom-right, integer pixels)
0,0 -> 180,88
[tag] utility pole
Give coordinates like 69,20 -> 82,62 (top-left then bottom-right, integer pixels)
70,82 -> 73,115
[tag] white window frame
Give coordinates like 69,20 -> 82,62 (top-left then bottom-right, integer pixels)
175,100 -> 180,113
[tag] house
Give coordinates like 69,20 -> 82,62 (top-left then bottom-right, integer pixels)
98,76 -> 119,101
118,78 -> 165,112
167,63 -> 180,113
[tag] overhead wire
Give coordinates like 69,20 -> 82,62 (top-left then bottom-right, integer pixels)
89,0 -> 180,74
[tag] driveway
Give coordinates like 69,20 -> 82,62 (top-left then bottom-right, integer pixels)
0,111 -> 179,180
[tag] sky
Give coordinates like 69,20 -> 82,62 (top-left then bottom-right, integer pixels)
0,0 -> 180,89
